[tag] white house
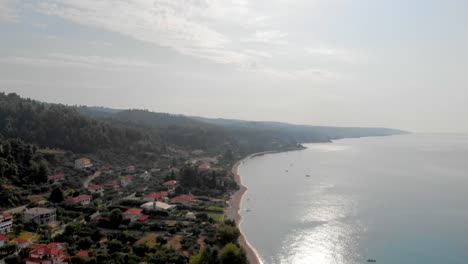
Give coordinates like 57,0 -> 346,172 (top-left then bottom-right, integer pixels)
123,208 -> 143,223
23,207 -> 57,225
74,158 -> 93,169
66,194 -> 92,206
87,185 -> 104,196
141,201 -> 176,212
0,212 -> 13,234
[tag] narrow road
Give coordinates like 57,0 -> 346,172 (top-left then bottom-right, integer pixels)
83,171 -> 101,188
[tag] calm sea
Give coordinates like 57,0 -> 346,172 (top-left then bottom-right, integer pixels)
239,134 -> 468,264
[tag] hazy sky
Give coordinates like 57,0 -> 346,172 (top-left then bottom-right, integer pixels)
1,0 -> 468,133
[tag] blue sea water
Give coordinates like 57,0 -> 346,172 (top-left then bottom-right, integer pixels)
239,134 -> 468,264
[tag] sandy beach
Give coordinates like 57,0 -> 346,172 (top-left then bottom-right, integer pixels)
226,159 -> 262,264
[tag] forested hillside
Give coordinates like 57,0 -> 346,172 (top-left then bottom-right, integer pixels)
1,92 -> 406,158
0,93 -> 162,154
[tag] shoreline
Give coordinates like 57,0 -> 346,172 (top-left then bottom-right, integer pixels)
225,148 -> 304,264
225,155 -> 262,264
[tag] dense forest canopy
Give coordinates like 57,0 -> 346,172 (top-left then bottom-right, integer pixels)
1,92 -> 406,157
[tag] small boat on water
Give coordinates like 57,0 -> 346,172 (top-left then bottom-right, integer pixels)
305,174 -> 311,177
245,209 -> 251,212
367,259 -> 377,263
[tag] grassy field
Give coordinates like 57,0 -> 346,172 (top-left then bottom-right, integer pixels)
208,212 -> 225,222
18,231 -> 40,242
207,205 -> 224,212
136,233 -> 158,248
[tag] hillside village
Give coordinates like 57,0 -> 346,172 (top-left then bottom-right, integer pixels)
0,150 -> 245,264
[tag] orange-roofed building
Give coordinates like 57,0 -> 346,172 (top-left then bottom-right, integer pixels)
66,194 -> 92,206
74,158 -> 93,169
143,191 -> 168,202
87,185 -> 104,196
123,208 -> 143,222
23,242 -> 68,264
76,250 -> 89,257
171,195 -> 196,205
163,180 -> 178,189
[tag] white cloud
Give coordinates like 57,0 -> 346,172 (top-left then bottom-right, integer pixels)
1,53 -> 162,70
0,0 -> 17,22
37,1 -> 243,63
30,1 -> 340,80
242,30 -> 288,44
306,48 -> 358,62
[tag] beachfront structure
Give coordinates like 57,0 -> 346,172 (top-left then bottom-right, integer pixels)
74,158 -> 93,169
66,194 -> 92,206
87,185 -> 104,196
123,208 -> 143,223
171,194 -> 196,205
143,191 -> 168,202
0,212 -> 13,234
24,242 -> 68,264
141,201 -> 176,212
23,207 -> 56,225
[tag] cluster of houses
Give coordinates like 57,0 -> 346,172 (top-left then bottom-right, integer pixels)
0,156 -> 221,262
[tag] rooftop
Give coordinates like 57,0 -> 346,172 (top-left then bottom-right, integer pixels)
144,191 -> 168,199
25,207 -> 55,215
123,208 -> 143,215
172,194 -> 195,203
163,180 -> 177,186
67,194 -> 92,203
48,173 -> 65,180
76,250 -> 89,257
87,185 -> 104,190
141,201 -> 176,211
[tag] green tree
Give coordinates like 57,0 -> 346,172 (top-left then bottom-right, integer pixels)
49,187 -> 65,203
218,243 -> 247,264
109,209 -> 123,228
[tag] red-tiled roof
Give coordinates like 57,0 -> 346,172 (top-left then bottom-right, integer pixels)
171,195 -> 195,203
198,162 -> 211,169
123,208 -> 143,215
27,242 -> 66,257
163,180 -> 177,186
48,173 -> 65,180
87,185 -> 104,190
15,237 -> 28,244
137,214 -> 149,221
76,250 -> 89,257
0,212 -> 12,219
66,194 -> 92,203
144,191 -> 168,199
0,234 -> 7,241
